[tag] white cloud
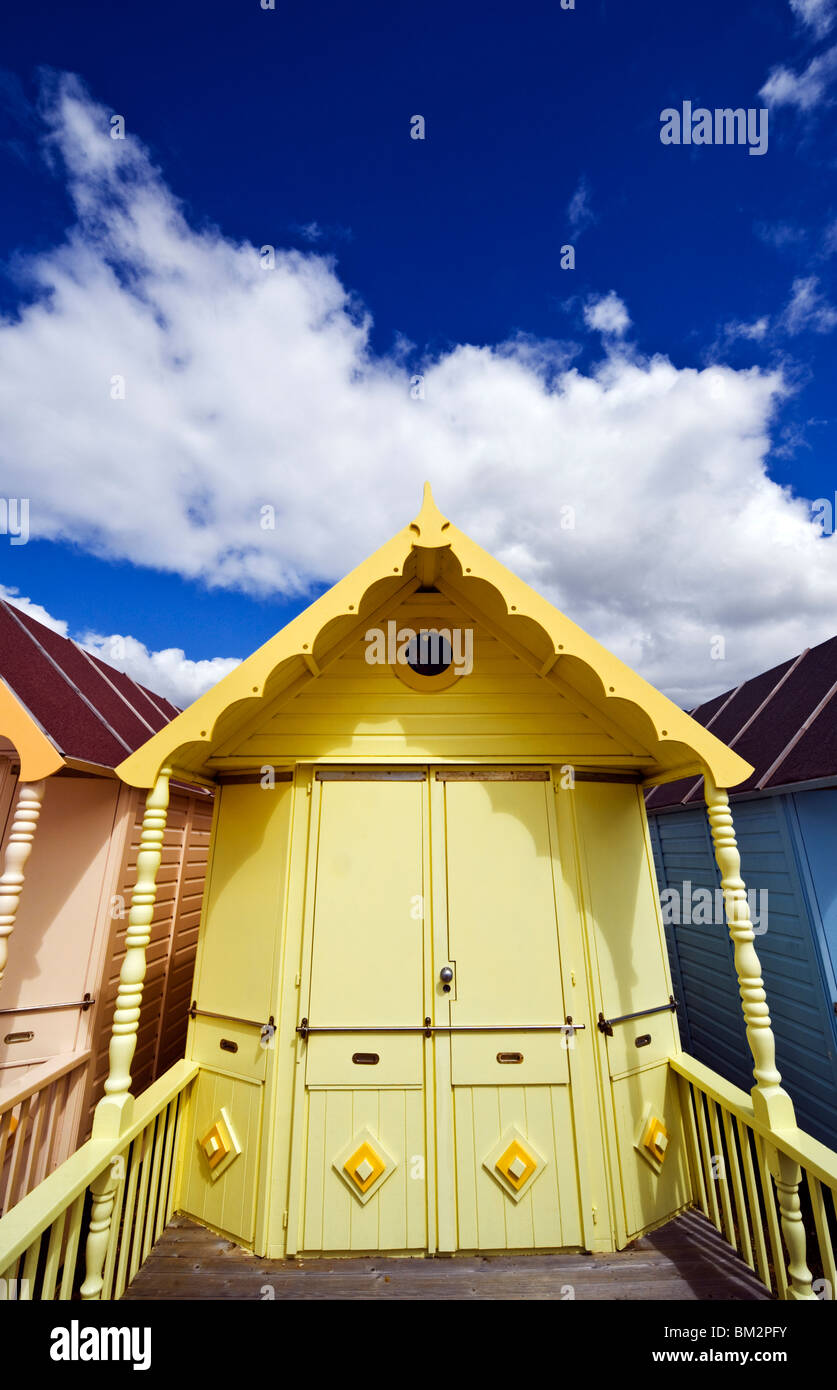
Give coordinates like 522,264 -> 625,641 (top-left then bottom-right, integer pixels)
582,291 -> 631,337
0,586 -> 68,636
780,275 -> 837,332
721,316 -> 770,343
567,178 -> 594,235
755,221 -> 806,250
760,44 -> 837,110
790,0 -> 835,37
0,585 -> 239,705
296,221 -> 322,242
823,218 -> 837,255
1,74 -> 837,709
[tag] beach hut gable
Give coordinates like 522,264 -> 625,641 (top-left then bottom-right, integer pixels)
117,485 -> 752,790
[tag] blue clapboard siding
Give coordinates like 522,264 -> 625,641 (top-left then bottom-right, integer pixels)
648,795 -> 837,1149
649,808 -> 750,1090
648,819 -> 692,1052
792,788 -> 837,1001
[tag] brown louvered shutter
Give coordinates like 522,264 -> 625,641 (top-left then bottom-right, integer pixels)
82,785 -> 213,1134
153,792 -> 214,1077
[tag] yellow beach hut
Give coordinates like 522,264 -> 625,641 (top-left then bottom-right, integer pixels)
109,482 -> 787,1267
10,484 -> 830,1302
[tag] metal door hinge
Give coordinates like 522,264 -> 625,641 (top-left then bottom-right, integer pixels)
283,1211 -> 288,1229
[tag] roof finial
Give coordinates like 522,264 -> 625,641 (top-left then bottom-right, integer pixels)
410,481 -> 450,545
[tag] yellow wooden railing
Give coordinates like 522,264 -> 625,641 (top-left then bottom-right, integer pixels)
0,1058 -> 197,1300
0,1050 -> 91,1216
672,1053 -> 837,1300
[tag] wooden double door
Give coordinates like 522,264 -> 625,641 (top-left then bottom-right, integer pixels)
284,768 -> 590,1255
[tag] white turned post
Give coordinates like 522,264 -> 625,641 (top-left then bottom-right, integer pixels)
704,770 -> 815,1300
92,767 -> 171,1141
81,769 -> 171,1300
0,780 -> 45,986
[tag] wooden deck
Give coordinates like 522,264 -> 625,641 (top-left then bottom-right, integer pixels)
124,1209 -> 772,1300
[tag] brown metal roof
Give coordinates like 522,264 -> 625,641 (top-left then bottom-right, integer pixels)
645,634 -> 837,808
0,598 -> 180,771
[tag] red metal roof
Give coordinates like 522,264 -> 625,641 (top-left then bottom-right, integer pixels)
646,634 -> 837,808
0,599 -> 181,770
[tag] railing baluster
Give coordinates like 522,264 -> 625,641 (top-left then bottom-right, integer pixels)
707,1098 -> 736,1249
41,1212 -> 66,1300
720,1107 -> 753,1269
736,1118 -> 771,1291
6,1097 -> 30,1211
114,1136 -> 142,1301
693,1088 -> 721,1231
155,1100 -> 178,1241
142,1115 -> 167,1262
43,1074 -> 69,1178
0,1109 -> 12,1213
809,1176 -> 836,1299
677,1077 -> 709,1217
20,1085 -> 48,1198
20,1230 -> 41,1298
59,1191 -> 86,1300
129,1124 -> 155,1284
166,1092 -> 188,1224
754,1132 -> 789,1300
30,1080 -> 55,1191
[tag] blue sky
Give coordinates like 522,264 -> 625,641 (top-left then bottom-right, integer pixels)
1,0 -> 837,706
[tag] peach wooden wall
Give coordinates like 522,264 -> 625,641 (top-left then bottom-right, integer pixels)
0,755 -> 212,1202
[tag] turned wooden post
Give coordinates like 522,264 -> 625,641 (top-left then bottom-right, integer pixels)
97,766 -> 172,1132
704,770 -> 815,1300
81,768 -> 170,1300
79,1161 -> 120,1301
0,780 -> 45,986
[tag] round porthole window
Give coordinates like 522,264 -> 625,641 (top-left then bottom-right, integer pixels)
404,630 -> 453,677
392,623 -> 466,691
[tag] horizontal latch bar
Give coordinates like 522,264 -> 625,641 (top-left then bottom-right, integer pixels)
297,1017 -> 584,1040
189,1001 -> 275,1035
597,996 -> 677,1036
0,993 -> 94,1016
